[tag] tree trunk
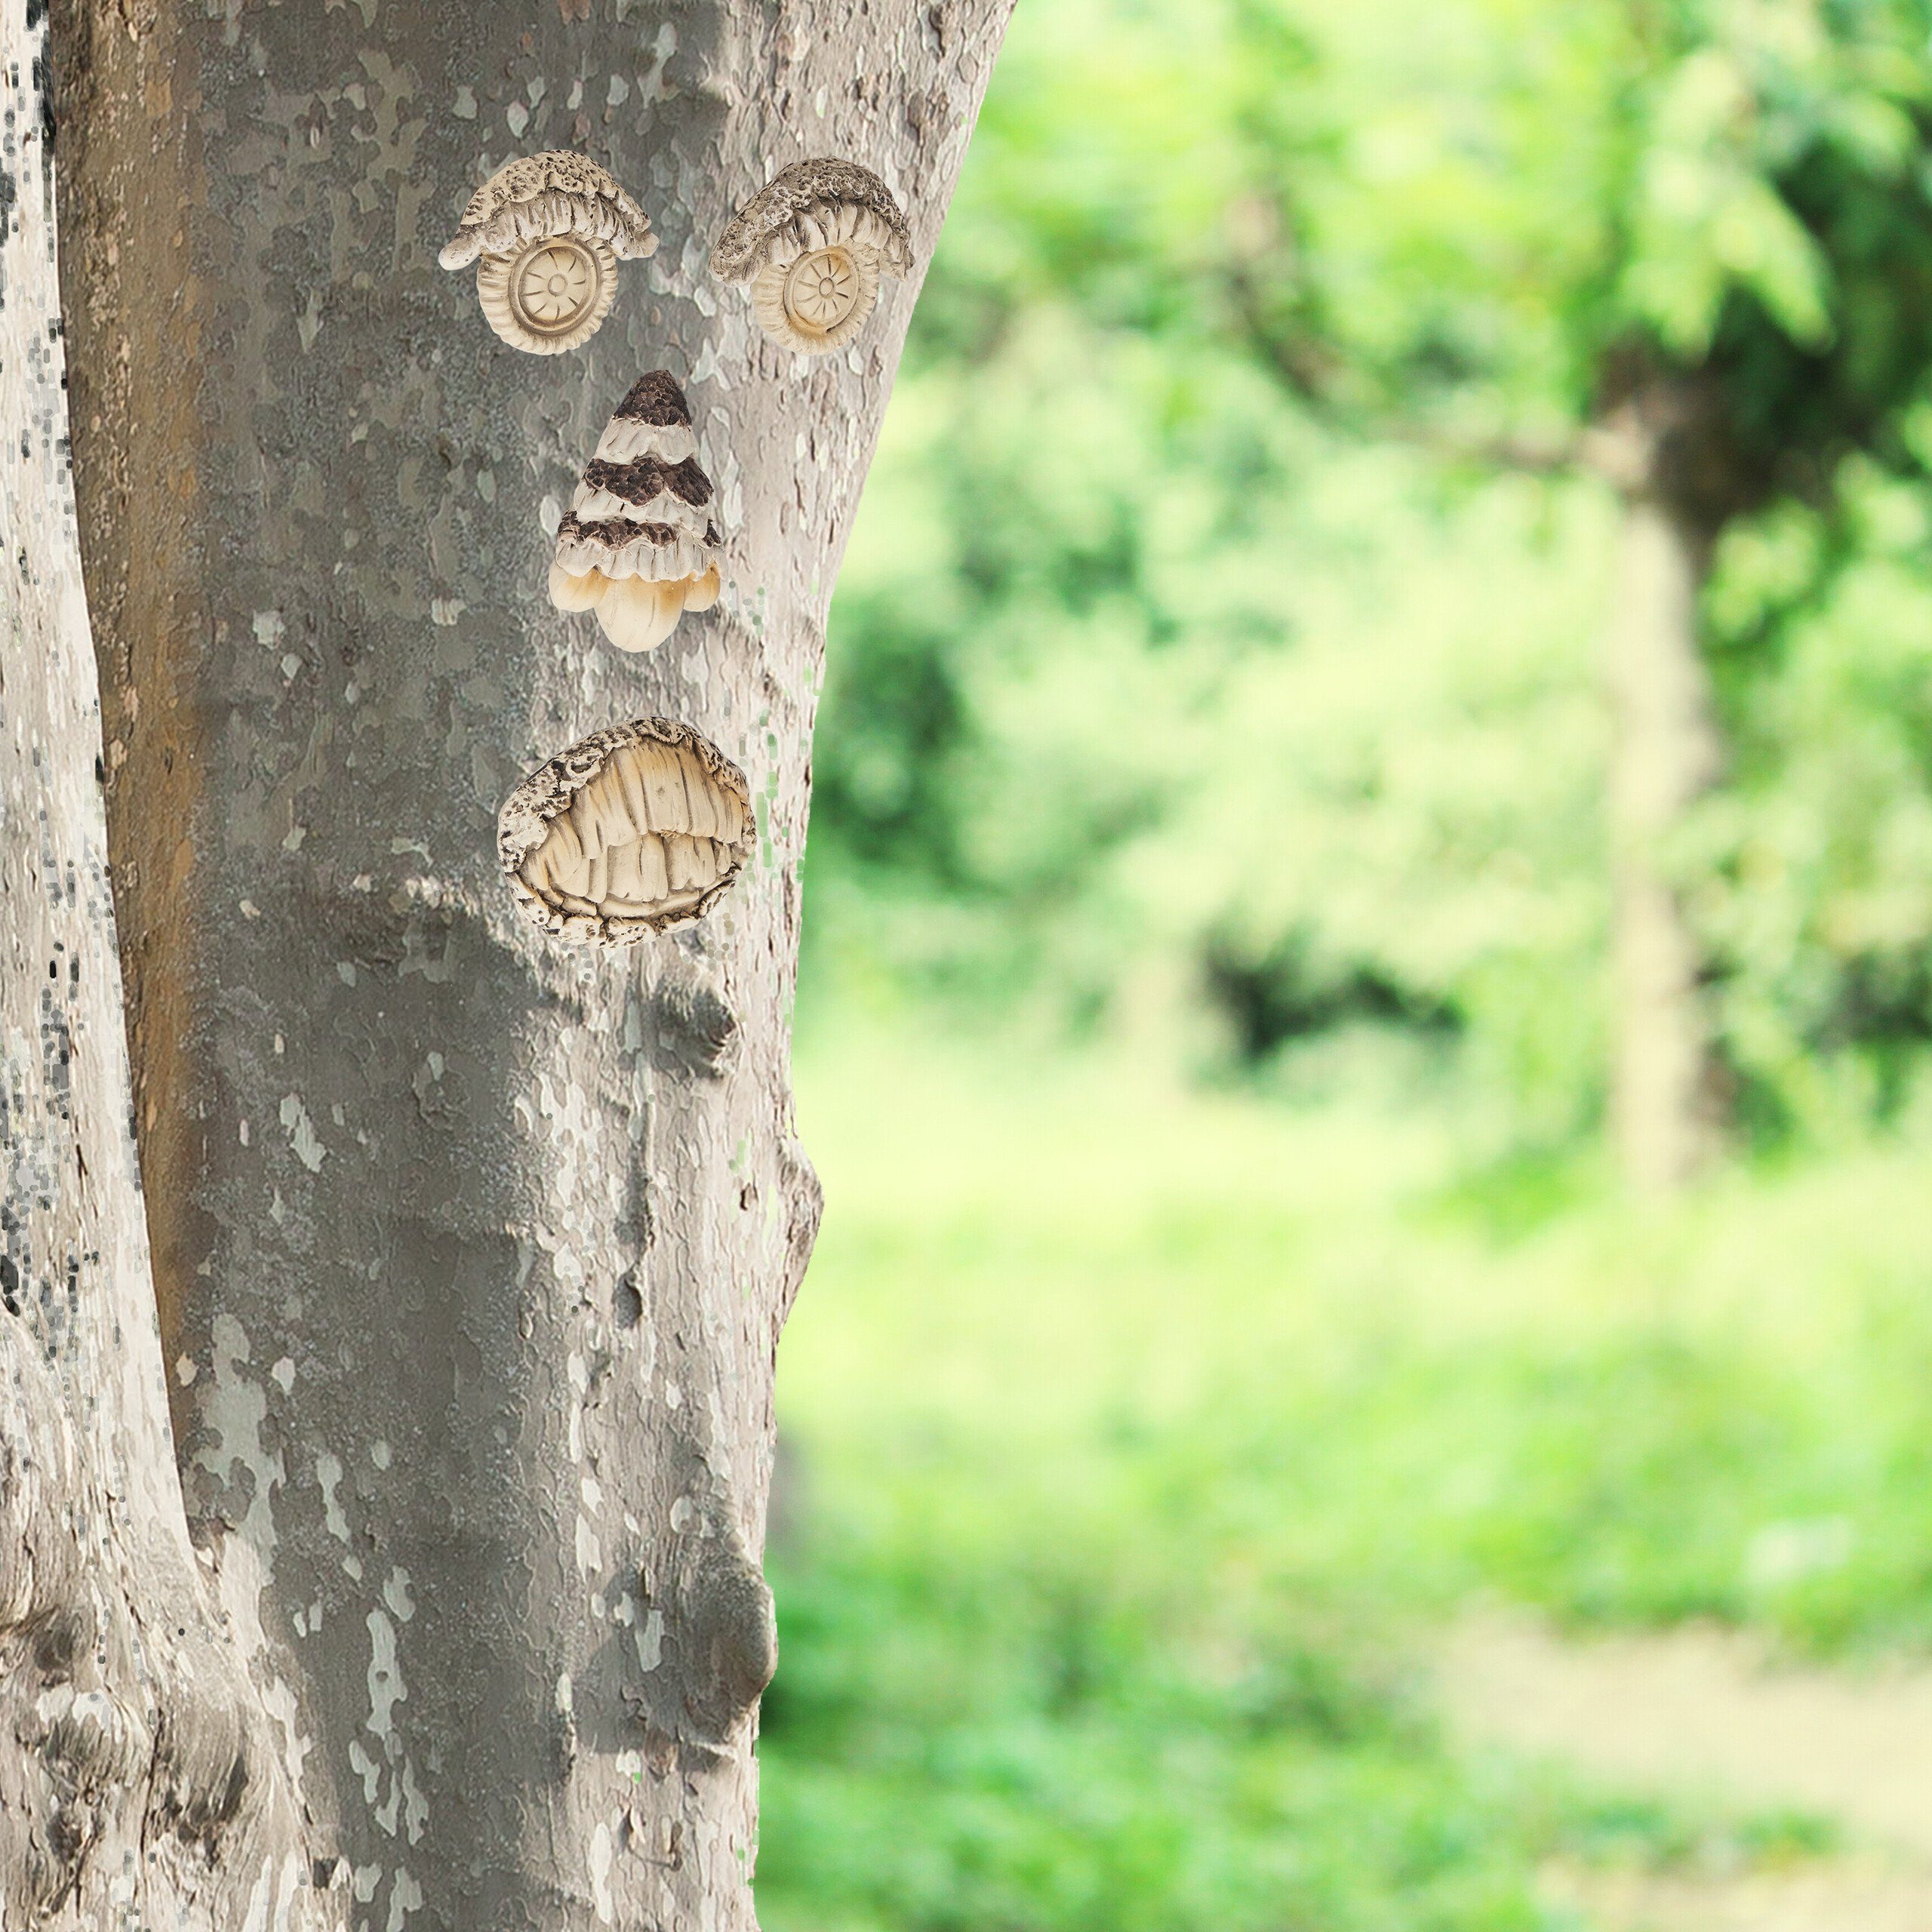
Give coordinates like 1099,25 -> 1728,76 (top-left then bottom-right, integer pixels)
10,1 -> 1010,1924
1598,397 -> 1725,1192
2,8 -> 336,1919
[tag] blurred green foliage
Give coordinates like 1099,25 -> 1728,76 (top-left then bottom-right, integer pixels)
769,5 -> 1932,1923
805,0 -> 1932,1148
761,1531 -> 1567,1932
757,1040 -> 1883,1930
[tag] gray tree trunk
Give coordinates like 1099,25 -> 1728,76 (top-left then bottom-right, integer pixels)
1596,395 -> 1725,1192
6,1 -> 1010,1925
2,7 -> 334,1921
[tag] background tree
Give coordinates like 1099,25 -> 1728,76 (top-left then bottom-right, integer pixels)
2,1 -> 1010,1924
1229,0 -> 1932,1188
810,0 -> 1932,1187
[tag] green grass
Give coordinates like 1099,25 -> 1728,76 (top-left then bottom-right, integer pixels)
755,1024 -> 1930,1930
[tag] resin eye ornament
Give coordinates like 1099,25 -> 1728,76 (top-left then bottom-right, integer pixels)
550,371 -> 723,653
709,158 -> 913,356
499,719 -> 755,946
438,151 -> 656,355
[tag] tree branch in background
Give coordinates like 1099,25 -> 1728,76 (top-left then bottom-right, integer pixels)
1225,264 -> 1584,478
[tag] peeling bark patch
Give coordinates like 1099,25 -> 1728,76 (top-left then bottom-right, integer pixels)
347,1609 -> 428,1859
279,1092 -> 327,1171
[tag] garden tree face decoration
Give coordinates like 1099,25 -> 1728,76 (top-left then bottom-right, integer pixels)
549,371 -> 724,652
438,150 -> 657,354
24,0 -> 1013,1910
499,719 -> 755,946
712,158 -> 914,355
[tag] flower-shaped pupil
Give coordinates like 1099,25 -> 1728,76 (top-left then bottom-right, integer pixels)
784,248 -> 861,334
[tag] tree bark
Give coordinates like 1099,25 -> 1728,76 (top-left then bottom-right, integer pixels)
14,1 -> 1010,1925
1596,393 -> 1725,1193
2,8 -> 337,1919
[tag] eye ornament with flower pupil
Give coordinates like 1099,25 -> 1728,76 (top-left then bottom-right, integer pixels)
509,241 -> 601,337
785,250 -> 861,333
709,158 -> 914,358
439,150 -> 656,356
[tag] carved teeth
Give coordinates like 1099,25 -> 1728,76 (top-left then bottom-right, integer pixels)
441,151 -> 655,355
626,834 -> 671,903
550,373 -> 724,653
498,720 -> 755,946
709,158 -> 913,356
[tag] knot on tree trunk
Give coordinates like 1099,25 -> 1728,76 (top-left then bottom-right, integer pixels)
630,1502 -> 777,1749
149,1655 -> 257,1847
779,1140 -> 824,1317
5,1663 -> 154,1917
0,1371 -> 321,1918
641,958 -> 740,1080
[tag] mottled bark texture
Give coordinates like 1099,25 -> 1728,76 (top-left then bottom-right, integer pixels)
20,1 -> 1009,1927
2,6 -> 337,1922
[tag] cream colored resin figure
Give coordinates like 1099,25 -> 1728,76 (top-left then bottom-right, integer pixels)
499,719 -> 755,945
549,371 -> 724,653
710,158 -> 914,355
438,151 -> 656,354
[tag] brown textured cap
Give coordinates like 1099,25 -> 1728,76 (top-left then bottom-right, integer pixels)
708,157 -> 912,284
580,454 -> 712,509
613,371 -> 695,428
